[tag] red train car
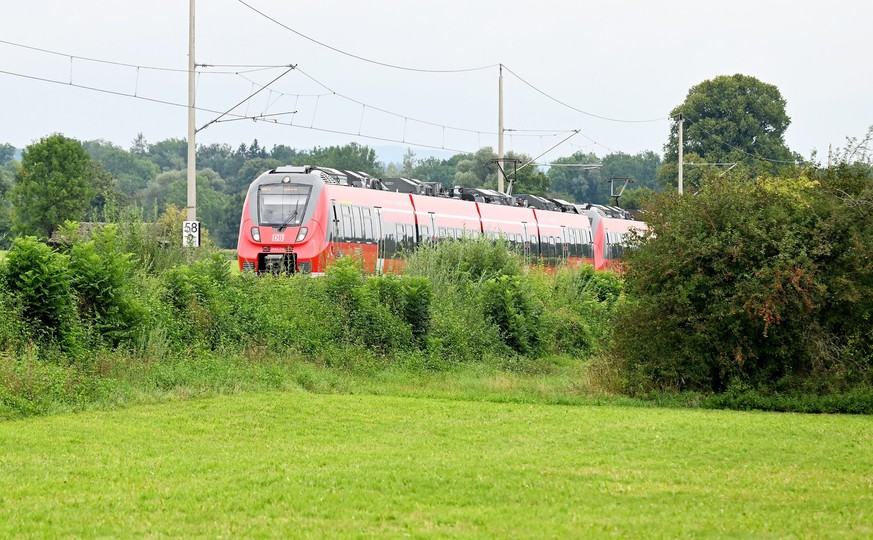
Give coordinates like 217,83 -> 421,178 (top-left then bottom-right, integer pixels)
237,166 -> 645,274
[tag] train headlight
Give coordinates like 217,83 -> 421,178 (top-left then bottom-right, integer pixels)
251,226 -> 261,242
295,227 -> 308,242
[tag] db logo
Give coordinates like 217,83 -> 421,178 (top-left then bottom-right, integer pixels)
272,233 -> 285,241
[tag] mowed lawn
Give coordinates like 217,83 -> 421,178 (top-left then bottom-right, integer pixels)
1,392 -> 871,538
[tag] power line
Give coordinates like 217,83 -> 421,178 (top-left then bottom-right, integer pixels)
0,67 -> 474,154
0,38 -> 293,75
234,0 -> 498,74
1,37 -> 635,156
258,66 -> 501,137
502,64 -> 668,124
0,37 -> 508,147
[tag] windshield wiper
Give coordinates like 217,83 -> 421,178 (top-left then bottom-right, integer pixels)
277,210 -> 299,232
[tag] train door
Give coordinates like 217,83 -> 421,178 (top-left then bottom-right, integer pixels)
522,222 -> 532,259
427,212 -> 437,243
561,225 -> 570,263
374,207 -> 385,275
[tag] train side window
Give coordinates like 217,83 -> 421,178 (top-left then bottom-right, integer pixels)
420,225 -> 430,242
362,208 -> 374,243
351,206 -> 364,242
340,205 -> 354,241
396,224 -> 405,247
383,222 -> 397,256
406,224 -> 415,244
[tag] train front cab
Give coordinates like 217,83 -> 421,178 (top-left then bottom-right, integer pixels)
237,167 -> 331,274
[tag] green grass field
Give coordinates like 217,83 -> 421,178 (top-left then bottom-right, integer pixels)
2,391 -> 871,537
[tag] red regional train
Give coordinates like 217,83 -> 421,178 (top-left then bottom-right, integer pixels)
237,165 -> 645,275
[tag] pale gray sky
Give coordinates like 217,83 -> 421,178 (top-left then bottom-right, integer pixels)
2,0 -> 870,163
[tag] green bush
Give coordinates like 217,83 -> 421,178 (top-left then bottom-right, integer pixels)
614,169 -> 873,394
325,258 -> 413,354
1,236 -> 81,354
481,274 -> 543,356
66,224 -> 144,346
160,252 -> 239,350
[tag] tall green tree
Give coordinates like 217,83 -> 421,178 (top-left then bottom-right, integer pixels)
229,157 -> 282,194
295,143 -> 383,175
10,134 -> 96,238
0,161 -> 16,246
453,147 -> 497,188
601,151 -> 661,191
504,152 -> 550,196
660,74 -> 798,187
270,144 -> 299,164
146,138 -> 187,171
0,143 -> 16,165
547,151 -> 604,203
83,139 -> 158,196
411,156 -> 456,187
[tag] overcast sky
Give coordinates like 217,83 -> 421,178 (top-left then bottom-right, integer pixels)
2,0 -> 871,164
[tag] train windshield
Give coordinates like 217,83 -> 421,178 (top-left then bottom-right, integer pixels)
257,183 -> 312,228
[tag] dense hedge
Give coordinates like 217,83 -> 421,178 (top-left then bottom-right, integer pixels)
613,165 -> 873,396
2,199 -> 871,418
0,233 -> 625,417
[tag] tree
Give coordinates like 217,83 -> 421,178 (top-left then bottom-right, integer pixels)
661,74 -> 798,186
547,151 -> 604,203
230,157 -> 282,194
0,161 -> 16,247
411,156 -> 455,187
452,147 -> 497,188
601,151 -> 661,191
0,143 -> 16,165
402,148 -> 416,176
270,144 -> 298,164
10,134 -> 96,238
83,139 -> 158,196
198,142 -> 243,181
146,138 -> 187,171
165,169 -> 234,247
247,139 -> 267,159
130,133 -> 148,156
505,152 -> 550,196
295,143 -> 383,175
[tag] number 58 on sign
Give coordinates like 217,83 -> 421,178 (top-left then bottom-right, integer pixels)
182,220 -> 200,247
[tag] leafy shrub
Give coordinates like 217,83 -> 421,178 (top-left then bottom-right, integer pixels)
1,236 -> 81,353
613,169 -> 873,394
402,276 -> 432,343
324,257 -> 413,354
66,224 -> 144,346
160,252 -> 238,349
481,274 -> 543,356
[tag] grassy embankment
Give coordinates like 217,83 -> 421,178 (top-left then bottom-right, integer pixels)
1,391 -> 871,537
